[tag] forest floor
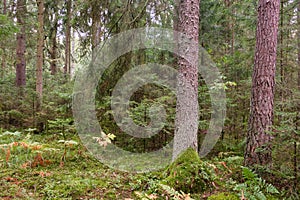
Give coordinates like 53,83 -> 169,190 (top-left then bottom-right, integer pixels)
0,130 -> 136,199
0,128 -> 289,200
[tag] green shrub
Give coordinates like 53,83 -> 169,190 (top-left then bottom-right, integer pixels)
8,109 -> 24,126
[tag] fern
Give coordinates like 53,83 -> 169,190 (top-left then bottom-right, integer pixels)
242,166 -> 258,180
159,184 -> 194,200
234,167 -> 279,200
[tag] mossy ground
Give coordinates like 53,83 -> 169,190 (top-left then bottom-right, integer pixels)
0,130 -> 288,199
207,192 -> 239,200
0,131 -> 133,199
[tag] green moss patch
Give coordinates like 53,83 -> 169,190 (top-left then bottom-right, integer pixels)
208,192 -> 239,200
162,148 -> 215,194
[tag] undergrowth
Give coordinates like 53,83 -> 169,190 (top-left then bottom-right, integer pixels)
0,128 -> 297,199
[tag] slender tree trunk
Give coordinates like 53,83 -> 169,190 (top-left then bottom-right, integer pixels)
231,0 -> 235,55
224,0 -> 235,72
36,0 -> 44,110
91,21 -> 100,61
64,0 -> 71,75
91,5 -> 101,58
224,0 -> 231,56
173,0 -> 200,160
50,23 -> 58,75
50,12 -> 58,75
3,0 -> 6,13
1,0 -> 7,78
279,0 -> 284,122
71,27 -> 75,76
16,0 -> 26,87
244,0 -> 280,167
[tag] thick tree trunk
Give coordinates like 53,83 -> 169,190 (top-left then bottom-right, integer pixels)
64,0 -> 71,75
16,0 -> 26,87
298,1 -> 300,91
173,0 -> 200,160
36,0 -> 44,110
296,0 -> 300,190
244,0 -> 280,167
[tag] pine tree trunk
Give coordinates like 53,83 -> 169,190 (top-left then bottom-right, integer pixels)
64,0 -> 71,75
50,11 -> 58,75
295,0 -> 300,190
278,0 -> 284,122
231,0 -> 235,55
91,17 -> 100,61
1,0 -> 7,78
3,0 -> 6,13
244,0 -> 280,167
224,0 -> 231,56
91,4 -> 101,56
16,0 -> 26,87
173,0 -> 200,160
298,1 -> 300,91
36,0 -> 44,110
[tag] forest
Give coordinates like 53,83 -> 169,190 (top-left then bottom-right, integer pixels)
0,0 -> 299,199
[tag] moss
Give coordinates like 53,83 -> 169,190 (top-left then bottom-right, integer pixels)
266,195 -> 280,200
207,192 -> 239,200
162,148 -> 215,194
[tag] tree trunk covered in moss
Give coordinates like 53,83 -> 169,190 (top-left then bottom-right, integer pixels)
173,0 -> 200,160
244,0 -> 280,167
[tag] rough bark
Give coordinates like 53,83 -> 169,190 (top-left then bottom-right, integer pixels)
91,4 -> 101,52
296,0 -> 300,189
16,0 -> 26,87
244,0 -> 280,167
64,0 -> 71,75
36,0 -> 44,110
91,6 -> 101,62
298,1 -> 300,91
173,0 -> 200,160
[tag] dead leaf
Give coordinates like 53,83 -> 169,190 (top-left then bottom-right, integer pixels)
38,171 -> 51,177
5,148 -> 10,162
